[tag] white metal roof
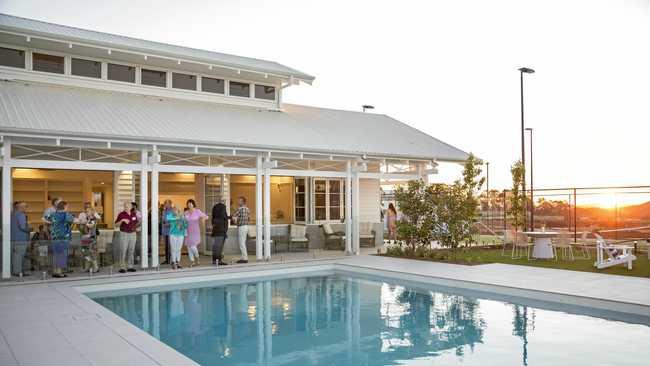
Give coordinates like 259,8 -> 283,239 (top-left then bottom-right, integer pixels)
0,81 -> 469,161
0,13 -> 314,82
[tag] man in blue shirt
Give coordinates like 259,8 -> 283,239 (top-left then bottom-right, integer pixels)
11,201 -> 32,276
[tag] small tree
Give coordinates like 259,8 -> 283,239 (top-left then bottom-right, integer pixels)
430,153 -> 485,255
394,179 -> 435,254
508,160 -> 525,231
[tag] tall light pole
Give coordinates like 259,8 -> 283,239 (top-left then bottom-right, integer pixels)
525,127 -> 534,231
518,67 -> 534,231
486,161 -> 490,230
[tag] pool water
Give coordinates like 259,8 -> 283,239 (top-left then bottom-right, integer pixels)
92,273 -> 650,365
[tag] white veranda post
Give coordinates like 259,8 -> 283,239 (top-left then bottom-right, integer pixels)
2,138 -> 12,279
352,163 -> 361,254
345,161 -> 353,254
255,154 -> 263,260
150,150 -> 159,267
139,149 -> 149,268
263,155 -> 272,260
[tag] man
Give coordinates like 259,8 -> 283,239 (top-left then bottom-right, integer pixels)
115,202 -> 139,273
210,197 -> 229,266
11,201 -> 32,276
232,196 -> 250,264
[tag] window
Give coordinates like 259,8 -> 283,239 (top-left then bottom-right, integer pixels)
32,53 -> 64,74
0,47 -> 25,68
229,81 -> 250,97
71,58 -> 101,78
314,178 -> 344,222
255,84 -> 276,100
295,178 -> 306,222
201,77 -> 224,94
172,73 -> 196,90
108,63 -> 135,83
141,68 -> 166,87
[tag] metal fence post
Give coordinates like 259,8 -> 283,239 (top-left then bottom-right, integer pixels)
503,191 -> 507,232
573,188 -> 577,242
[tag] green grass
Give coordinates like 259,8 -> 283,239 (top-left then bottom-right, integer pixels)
382,246 -> 650,278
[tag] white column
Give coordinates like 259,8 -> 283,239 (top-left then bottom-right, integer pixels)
345,161 -> 352,254
2,139 -> 12,279
263,155 -> 272,260
140,149 -> 149,268
150,152 -> 159,267
352,166 -> 360,255
256,154 -> 263,260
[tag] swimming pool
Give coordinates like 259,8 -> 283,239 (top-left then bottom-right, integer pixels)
92,272 -> 650,365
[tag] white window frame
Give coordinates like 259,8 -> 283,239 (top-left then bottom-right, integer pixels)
294,177 -> 308,223
31,50 -> 66,75
311,177 -> 344,223
254,83 -> 277,100
0,44 -> 27,69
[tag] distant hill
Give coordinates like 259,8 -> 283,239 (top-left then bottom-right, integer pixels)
577,201 -> 650,221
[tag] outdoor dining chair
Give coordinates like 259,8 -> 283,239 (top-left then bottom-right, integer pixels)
552,230 -> 574,261
570,230 -> 591,259
511,231 -> 533,260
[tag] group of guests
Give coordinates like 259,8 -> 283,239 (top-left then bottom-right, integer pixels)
10,197 -> 101,278
159,196 -> 251,269
8,194 -> 253,278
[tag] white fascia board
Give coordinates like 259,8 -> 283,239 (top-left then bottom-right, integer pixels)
155,164 -> 255,175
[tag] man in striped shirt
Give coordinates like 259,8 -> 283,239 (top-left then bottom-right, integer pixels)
233,196 -> 250,263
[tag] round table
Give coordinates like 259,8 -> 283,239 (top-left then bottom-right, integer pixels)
523,231 -> 559,259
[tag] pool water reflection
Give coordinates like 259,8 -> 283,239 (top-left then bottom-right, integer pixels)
92,274 -> 650,365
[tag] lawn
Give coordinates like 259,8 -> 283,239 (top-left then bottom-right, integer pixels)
381,246 -> 650,278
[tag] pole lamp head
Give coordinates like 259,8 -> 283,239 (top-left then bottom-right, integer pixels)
362,105 -> 375,112
518,67 -> 535,74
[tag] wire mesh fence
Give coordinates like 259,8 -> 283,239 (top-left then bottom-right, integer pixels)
479,186 -> 650,244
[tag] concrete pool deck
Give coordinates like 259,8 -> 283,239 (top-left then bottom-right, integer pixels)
1,255 -> 649,365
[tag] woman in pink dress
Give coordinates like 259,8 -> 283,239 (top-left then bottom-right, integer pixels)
184,199 -> 208,266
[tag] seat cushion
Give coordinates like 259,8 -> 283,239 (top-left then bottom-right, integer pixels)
290,224 -> 307,240
359,222 -> 373,236
322,223 -> 334,235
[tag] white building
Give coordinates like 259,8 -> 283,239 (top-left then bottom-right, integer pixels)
0,13 -> 469,278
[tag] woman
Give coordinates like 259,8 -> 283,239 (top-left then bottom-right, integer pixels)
210,198 -> 229,266
78,202 -> 101,273
166,207 -> 187,270
50,200 -> 77,278
386,203 -> 398,242
184,199 -> 208,267
160,200 -> 173,264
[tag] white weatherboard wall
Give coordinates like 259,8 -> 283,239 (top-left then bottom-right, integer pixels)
359,178 -> 381,223
114,171 -> 136,211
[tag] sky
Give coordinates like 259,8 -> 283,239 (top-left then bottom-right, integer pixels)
1,0 -> 649,190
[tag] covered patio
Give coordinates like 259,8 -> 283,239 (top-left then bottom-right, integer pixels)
0,79 -> 467,280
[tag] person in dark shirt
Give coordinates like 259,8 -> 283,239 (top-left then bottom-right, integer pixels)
115,202 -> 140,273
210,198 -> 230,266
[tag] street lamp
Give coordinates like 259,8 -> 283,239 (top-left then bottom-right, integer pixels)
518,67 -> 534,230
525,127 -> 534,231
362,105 -> 375,113
485,161 -> 491,230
